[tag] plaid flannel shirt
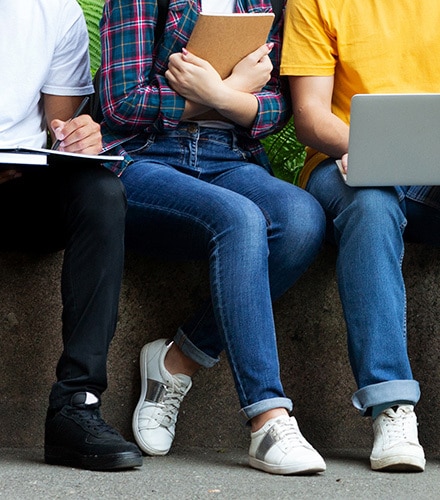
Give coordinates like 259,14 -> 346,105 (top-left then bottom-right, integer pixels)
99,0 -> 289,175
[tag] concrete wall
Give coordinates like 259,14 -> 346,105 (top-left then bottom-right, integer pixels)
1,244 -> 440,456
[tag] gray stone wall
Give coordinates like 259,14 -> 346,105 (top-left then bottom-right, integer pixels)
1,244 -> 439,456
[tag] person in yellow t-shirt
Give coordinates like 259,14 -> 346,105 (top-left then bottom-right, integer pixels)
280,0 -> 440,472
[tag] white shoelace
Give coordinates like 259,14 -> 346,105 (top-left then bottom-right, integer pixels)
158,378 -> 188,426
270,417 -> 311,449
140,376 -> 189,428
381,406 -> 418,445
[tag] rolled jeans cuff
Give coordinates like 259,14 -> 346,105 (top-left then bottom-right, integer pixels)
352,380 -> 420,416
173,328 -> 219,368
239,397 -> 293,423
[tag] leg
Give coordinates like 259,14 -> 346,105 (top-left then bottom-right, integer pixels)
0,165 -> 141,470
307,159 -> 424,471
44,165 -> 141,470
124,127 -> 326,474
0,166 -> 127,401
174,161 -> 325,362
123,160 -> 290,413
49,165 -> 126,407
307,160 -> 418,406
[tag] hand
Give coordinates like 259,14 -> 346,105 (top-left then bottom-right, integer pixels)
225,43 -> 274,93
341,153 -> 348,173
51,115 -> 102,155
0,169 -> 21,185
165,49 -> 224,106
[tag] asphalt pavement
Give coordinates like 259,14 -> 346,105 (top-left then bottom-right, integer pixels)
1,447 -> 439,499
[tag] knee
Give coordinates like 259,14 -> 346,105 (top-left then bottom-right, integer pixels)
344,189 -> 402,221
75,170 -> 127,233
335,188 -> 406,236
214,197 -> 267,245
230,201 -> 267,234
272,187 -> 326,252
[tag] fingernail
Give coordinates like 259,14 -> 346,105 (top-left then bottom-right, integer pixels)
266,42 -> 274,51
55,127 -> 65,140
182,47 -> 189,55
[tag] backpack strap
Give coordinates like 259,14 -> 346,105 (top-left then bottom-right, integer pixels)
270,0 -> 284,26
155,0 -> 170,42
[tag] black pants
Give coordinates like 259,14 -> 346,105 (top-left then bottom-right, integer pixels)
0,162 -> 126,409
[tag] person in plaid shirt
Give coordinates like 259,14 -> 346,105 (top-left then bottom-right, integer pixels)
100,0 -> 326,475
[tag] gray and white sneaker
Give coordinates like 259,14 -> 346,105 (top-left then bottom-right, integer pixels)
370,405 -> 425,471
132,339 -> 192,456
249,415 -> 326,475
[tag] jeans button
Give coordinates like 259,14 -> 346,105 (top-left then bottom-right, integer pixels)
188,123 -> 198,134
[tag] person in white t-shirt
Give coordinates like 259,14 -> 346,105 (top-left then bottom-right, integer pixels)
0,0 -> 142,471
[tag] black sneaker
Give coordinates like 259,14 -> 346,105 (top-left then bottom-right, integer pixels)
44,392 -> 143,471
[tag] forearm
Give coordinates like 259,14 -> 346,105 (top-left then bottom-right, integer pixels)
289,75 -> 349,158
166,46 -> 280,129
294,104 -> 349,159
211,87 -> 259,128
180,100 -> 211,121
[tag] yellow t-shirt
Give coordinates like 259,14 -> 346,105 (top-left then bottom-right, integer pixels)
281,0 -> 440,187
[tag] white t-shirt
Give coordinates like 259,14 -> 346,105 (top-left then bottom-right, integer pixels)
201,0 -> 235,14
0,0 -> 94,149
196,1 -> 235,129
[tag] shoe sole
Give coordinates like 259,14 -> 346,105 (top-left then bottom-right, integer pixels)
371,455 -> 425,472
132,342 -> 170,456
45,447 -> 143,471
249,456 -> 326,475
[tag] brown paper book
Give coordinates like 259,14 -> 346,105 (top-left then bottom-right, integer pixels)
186,12 -> 275,79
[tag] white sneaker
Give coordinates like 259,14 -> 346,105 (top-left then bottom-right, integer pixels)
132,339 -> 192,456
248,415 -> 326,475
370,405 -> 425,471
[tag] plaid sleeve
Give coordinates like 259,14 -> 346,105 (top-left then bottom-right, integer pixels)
100,0 -> 185,133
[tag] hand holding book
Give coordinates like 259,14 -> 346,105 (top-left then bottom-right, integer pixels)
0,96 -> 122,169
223,42 -> 274,93
186,13 -> 275,79
166,13 -> 275,123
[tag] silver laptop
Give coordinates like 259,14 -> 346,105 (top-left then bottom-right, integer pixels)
342,93 -> 440,186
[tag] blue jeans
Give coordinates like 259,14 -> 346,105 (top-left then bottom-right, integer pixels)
121,123 -> 326,421
307,159 -> 440,415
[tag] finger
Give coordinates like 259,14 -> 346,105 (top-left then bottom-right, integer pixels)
55,120 -> 102,154
341,154 -> 348,173
248,43 -> 273,63
51,115 -> 94,142
168,52 -> 185,70
181,48 -> 211,68
51,119 -> 67,142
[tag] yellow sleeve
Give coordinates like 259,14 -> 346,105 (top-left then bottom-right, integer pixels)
281,0 -> 337,77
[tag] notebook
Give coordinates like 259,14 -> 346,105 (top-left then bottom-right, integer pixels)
340,93 -> 440,186
186,12 -> 274,79
0,146 -> 123,169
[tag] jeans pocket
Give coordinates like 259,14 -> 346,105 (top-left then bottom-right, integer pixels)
125,135 -> 156,155
231,143 -> 252,162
